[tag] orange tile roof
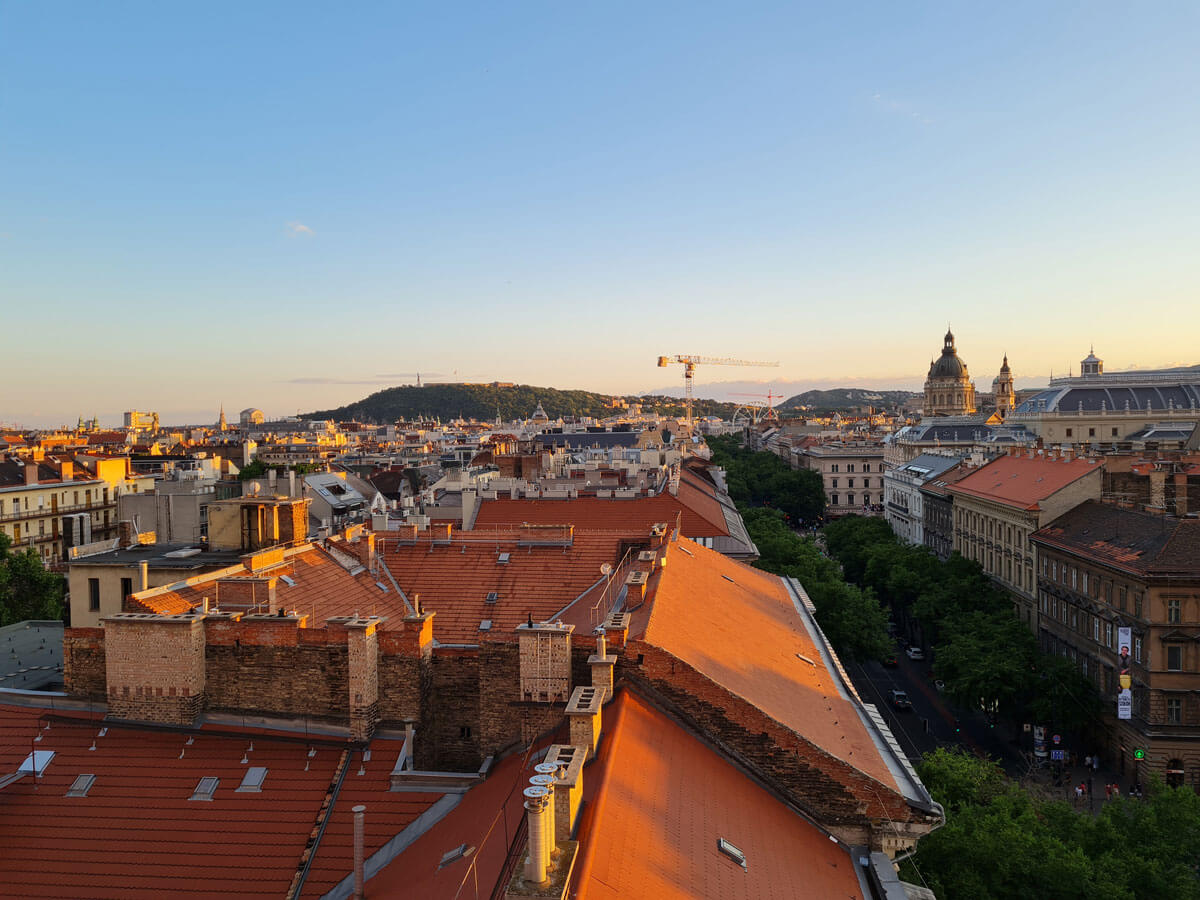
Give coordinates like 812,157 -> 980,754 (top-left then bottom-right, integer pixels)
948,453 -> 1101,510
472,492 -> 730,538
0,705 -> 341,898
380,531 -> 626,644
640,538 -> 897,791
572,690 -> 865,900
366,734 -> 561,898
134,545 -> 402,621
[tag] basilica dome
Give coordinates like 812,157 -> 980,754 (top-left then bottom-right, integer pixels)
929,329 -> 969,378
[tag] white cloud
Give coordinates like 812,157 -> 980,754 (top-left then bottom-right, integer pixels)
286,221 -> 315,236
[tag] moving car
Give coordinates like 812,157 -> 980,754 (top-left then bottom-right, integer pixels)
889,689 -> 912,711
905,646 -> 925,661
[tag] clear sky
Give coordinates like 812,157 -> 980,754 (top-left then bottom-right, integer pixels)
3,3 -> 1199,426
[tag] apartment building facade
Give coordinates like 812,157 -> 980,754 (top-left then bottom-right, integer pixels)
1032,502 -> 1200,791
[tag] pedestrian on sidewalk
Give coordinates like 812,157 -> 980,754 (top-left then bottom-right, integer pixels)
1084,755 -> 1092,769
1113,784 -> 1120,799
1074,784 -> 1083,805
1105,783 -> 1113,801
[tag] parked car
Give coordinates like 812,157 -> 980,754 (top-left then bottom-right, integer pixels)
882,653 -> 899,668
889,689 -> 912,711
906,646 -> 925,661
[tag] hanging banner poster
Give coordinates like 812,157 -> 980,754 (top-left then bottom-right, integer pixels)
1118,689 -> 1132,720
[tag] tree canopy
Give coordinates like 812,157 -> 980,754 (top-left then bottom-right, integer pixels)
907,749 -> 1200,900
0,532 -> 65,627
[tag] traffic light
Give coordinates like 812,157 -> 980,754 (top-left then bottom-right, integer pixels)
1133,748 -> 1146,760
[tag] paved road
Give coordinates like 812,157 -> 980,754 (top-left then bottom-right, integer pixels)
848,646 -> 1026,774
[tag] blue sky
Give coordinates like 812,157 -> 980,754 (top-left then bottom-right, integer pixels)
3,3 -> 1199,425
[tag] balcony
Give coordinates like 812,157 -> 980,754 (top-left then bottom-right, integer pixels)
0,500 -> 115,523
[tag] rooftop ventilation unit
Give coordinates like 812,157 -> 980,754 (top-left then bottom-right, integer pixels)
190,776 -> 219,801
236,767 -> 268,793
66,773 -> 96,797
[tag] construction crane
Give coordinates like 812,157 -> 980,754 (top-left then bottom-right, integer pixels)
657,355 -> 780,425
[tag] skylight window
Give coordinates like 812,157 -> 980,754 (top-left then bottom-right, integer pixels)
66,773 -> 95,797
280,575 -> 297,587
236,767 -> 268,793
497,552 -> 510,565
485,591 -> 499,603
438,844 -> 476,869
717,838 -> 746,869
720,574 -> 736,584
190,776 -> 219,801
18,751 -> 54,776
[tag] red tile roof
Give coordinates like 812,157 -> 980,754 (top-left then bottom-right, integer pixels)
300,745 -> 443,898
572,690 -> 865,900
640,538 -> 898,791
0,705 -> 341,898
472,492 -> 729,538
380,530 -> 626,644
948,453 -> 1101,510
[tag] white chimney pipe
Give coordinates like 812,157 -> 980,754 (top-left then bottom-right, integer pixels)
531,766 -> 558,868
596,629 -> 607,659
523,786 -> 551,885
139,560 -> 149,593
352,804 -> 366,899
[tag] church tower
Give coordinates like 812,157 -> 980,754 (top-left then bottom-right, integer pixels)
1080,347 -> 1103,377
218,405 -> 228,431
992,355 -> 1015,420
923,327 -> 977,416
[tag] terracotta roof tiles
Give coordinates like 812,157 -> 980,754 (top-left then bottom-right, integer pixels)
572,690 -> 865,900
948,454 -> 1101,509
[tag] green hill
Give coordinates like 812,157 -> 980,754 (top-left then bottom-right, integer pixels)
778,388 -> 917,413
306,383 -> 737,423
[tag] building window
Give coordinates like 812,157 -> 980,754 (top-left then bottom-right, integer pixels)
848,478 -> 855,488
1134,636 -> 1142,664
862,463 -> 870,473
1168,599 -> 1181,624
831,494 -> 839,506
831,478 -> 838,489
831,464 -> 839,473
1167,697 -> 1182,725
120,577 -> 133,601
1135,593 -> 1143,618
1094,618 -> 1100,642
848,493 -> 856,506
848,464 -> 855,473
1082,572 -> 1088,594
1105,622 -> 1113,648
1167,645 -> 1183,672
88,579 -> 100,612
1042,557 -> 1048,576
1088,428 -> 1095,437
1112,428 -> 1118,437
1066,428 -> 1073,438
1071,568 -> 1077,589
1052,561 -> 1058,580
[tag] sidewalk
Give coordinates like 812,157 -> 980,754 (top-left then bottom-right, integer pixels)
1028,753 -> 1144,814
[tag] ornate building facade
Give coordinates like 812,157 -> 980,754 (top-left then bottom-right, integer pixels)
923,328 -> 977,416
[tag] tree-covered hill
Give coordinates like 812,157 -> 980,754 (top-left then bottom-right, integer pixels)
778,388 -> 917,413
306,383 -> 737,423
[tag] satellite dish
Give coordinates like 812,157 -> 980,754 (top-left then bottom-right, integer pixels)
600,563 -> 613,576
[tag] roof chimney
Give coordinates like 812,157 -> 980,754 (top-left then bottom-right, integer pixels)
522,784 -> 552,885
352,804 -> 366,900
24,461 -> 38,486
